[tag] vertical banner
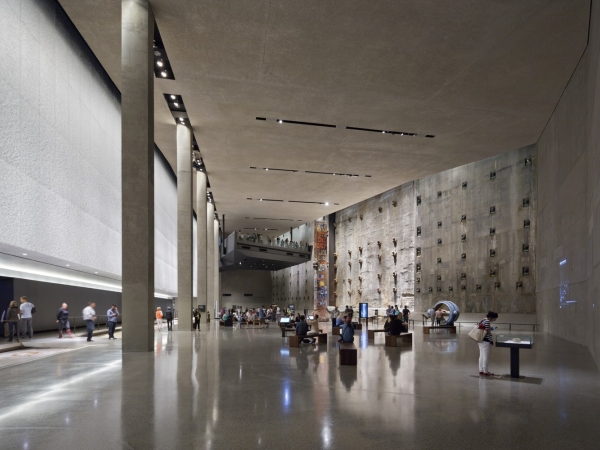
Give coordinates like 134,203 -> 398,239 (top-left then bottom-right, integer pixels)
314,220 -> 329,318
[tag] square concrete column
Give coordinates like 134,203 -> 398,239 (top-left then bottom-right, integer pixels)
177,124 -> 193,330
121,0 -> 154,352
206,202 -> 215,318
214,218 -> 220,315
195,170 -> 208,323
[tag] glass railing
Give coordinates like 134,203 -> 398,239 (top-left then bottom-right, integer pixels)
237,234 -> 311,253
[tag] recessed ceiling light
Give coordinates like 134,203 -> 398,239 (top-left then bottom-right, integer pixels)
154,50 -> 161,57
325,202 -> 329,206
94,272 -> 98,274
66,264 -> 70,267
259,199 -> 263,201
277,119 -> 282,123
157,60 -> 163,67
170,95 -> 176,100
161,71 -> 167,77
22,253 -> 27,256
174,102 -> 179,107
265,168 -> 268,171
382,131 -> 386,134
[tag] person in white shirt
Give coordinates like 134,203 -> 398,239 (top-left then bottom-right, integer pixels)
19,296 -> 35,339
82,302 -> 97,342
305,314 -> 321,345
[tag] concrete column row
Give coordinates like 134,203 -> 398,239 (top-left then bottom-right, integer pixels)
121,0 -> 219,350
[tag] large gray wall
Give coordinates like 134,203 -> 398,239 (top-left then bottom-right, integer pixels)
536,1 -> 600,366
334,184 -> 415,309
221,270 -> 272,311
415,146 -> 536,313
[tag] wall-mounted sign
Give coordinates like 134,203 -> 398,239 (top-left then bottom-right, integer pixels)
359,302 -> 368,319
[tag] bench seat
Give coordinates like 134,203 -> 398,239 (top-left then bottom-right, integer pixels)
339,342 -> 357,365
367,329 -> 387,339
384,333 -> 413,347
289,333 -> 328,347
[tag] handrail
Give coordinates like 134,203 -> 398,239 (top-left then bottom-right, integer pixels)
455,321 -> 538,332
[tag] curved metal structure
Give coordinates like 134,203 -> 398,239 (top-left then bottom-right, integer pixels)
433,300 -> 460,326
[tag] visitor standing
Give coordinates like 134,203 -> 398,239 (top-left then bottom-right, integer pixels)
156,307 -> 164,331
402,305 -> 410,323
193,308 -> 201,330
427,307 -> 435,326
478,311 -> 499,376
6,301 -> 20,342
107,304 -> 119,339
82,302 -> 97,342
435,309 -> 443,326
19,296 -> 35,339
165,307 -> 174,330
56,303 -> 72,338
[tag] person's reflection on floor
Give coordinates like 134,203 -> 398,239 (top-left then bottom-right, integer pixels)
339,367 -> 357,391
296,346 -> 310,375
166,331 -> 174,355
384,347 -> 401,376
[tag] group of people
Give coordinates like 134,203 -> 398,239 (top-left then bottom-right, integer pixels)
2,298 -> 121,342
1,296 -> 35,341
385,305 -> 411,323
221,305 -> 281,324
237,233 -> 309,251
425,307 -> 446,326
156,306 -> 175,331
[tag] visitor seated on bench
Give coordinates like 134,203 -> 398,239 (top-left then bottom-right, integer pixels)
339,315 -> 355,343
388,314 -> 403,335
295,315 -> 315,345
307,314 -> 321,341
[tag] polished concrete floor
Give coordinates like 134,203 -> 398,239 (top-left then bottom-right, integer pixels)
0,322 -> 599,449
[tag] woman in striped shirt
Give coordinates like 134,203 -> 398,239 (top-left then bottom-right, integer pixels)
479,311 -> 499,376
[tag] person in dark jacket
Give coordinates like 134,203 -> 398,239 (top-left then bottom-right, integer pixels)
56,303 -> 72,338
388,314 -> 403,336
193,309 -> 201,330
165,307 -> 174,331
5,301 -> 21,342
295,315 -> 311,344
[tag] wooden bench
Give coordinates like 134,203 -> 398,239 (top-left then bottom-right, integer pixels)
367,329 -> 387,339
339,342 -> 357,365
385,333 -> 413,347
423,325 -> 456,334
289,333 -> 328,347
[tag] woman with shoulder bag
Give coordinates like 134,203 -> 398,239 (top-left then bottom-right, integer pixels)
478,311 -> 499,376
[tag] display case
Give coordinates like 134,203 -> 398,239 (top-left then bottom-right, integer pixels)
495,334 -> 534,349
495,334 -> 534,378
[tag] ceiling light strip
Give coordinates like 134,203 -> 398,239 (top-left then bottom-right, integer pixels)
256,117 -> 434,137
250,167 -> 371,178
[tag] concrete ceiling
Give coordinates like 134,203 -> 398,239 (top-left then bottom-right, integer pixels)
59,0 -> 590,236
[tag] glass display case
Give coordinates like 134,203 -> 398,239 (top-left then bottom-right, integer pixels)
496,334 -> 534,378
495,334 -> 534,349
